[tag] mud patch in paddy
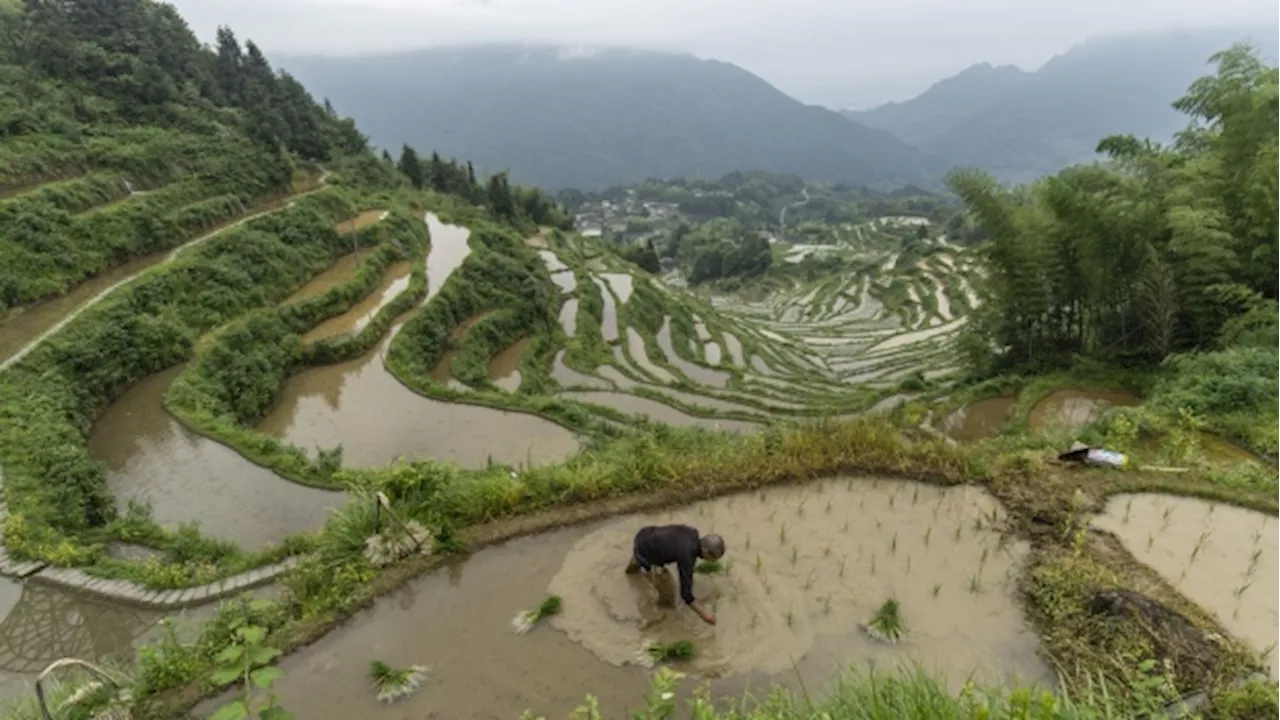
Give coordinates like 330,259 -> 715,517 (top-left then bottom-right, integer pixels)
626,328 -> 676,384
1026,389 -> 1139,433
559,392 -> 758,434
429,312 -> 489,385
335,208 -> 387,235
550,478 -> 1048,686
302,260 -> 411,343
490,336 -> 531,392
657,318 -> 730,388
940,397 -> 1015,442
89,367 -> 343,550
1093,494 -> 1278,679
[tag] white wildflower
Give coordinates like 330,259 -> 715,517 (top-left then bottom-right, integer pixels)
374,664 -> 429,704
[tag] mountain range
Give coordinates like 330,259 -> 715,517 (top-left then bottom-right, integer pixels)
281,26 -> 1278,191
278,45 -> 927,191
847,25 -> 1278,183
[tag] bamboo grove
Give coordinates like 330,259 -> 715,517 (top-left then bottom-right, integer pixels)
947,46 -> 1278,373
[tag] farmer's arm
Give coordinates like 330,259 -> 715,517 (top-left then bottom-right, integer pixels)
678,555 -> 715,625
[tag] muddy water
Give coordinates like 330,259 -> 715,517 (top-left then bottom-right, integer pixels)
1026,389 -> 1139,433
1094,494 -> 1278,679
866,318 -> 966,352
940,397 -> 1015,442
263,488 -> 1040,719
551,478 -> 1048,689
626,328 -> 676,384
301,260 -> 412,343
657,318 -> 730,388
550,270 -> 576,293
704,341 -> 723,365
0,577 -> 243,704
283,252 -> 364,304
558,298 -> 579,337
560,391 -> 758,434
425,212 -> 473,299
335,208 -> 386,235
593,278 -> 619,342
551,350 -> 610,389
722,332 -> 745,366
258,351 -> 578,469
260,215 -> 579,470
538,250 -> 569,273
601,272 -> 634,303
490,337 -> 531,392
88,367 -> 343,549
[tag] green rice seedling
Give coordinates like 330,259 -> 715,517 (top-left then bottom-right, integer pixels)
979,546 -> 989,565
843,519 -> 850,532
1147,533 -> 1155,551
973,517 -> 983,532
876,519 -> 883,530
906,556 -> 912,573
863,598 -> 906,644
838,556 -> 847,578
825,500 -> 833,513
796,497 -> 807,517
768,509 -> 777,522
803,570 -> 815,590
785,609 -> 795,627
932,583 -> 942,597
1261,642 -> 1276,663
750,612 -> 758,628
1234,581 -> 1252,598
646,641 -> 695,663
888,494 -> 895,509
511,595 -> 562,635
745,533 -> 751,550
370,661 -> 429,704
968,574 -> 982,594
1248,548 -> 1262,573
870,556 -> 877,575
860,497 -> 865,511
924,526 -> 932,546
791,546 -> 799,566
695,560 -> 725,575
763,579 -> 773,596
847,478 -> 854,491
755,553 -> 763,573
1123,499 -> 1133,524
1190,531 -> 1209,562
912,488 -> 920,505
779,522 -> 788,545
890,533 -> 898,555
954,525 -> 962,541
823,545 -> 832,557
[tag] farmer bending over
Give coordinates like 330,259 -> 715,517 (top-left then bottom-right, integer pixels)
625,524 -> 725,625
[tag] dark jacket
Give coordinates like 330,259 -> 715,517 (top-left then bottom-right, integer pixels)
633,524 -> 700,605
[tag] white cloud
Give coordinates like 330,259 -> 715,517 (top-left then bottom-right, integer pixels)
169,0 -> 1278,107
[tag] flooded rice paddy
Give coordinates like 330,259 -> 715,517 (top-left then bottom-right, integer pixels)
257,340 -> 579,469
258,215 -> 579,469
866,318 -> 966,353
559,391 -> 758,434
939,397 -> 1015,442
301,260 -> 412,343
558,297 -> 579,337
334,209 -> 387,235
431,312 -> 489,384
251,477 -> 1047,718
626,328 -> 676,384
1026,389 -> 1140,433
657,318 -> 730,388
1093,494 -> 1278,679
704,340 -> 723,365
594,277 -> 619,342
490,336 -> 531,392
88,367 -> 343,549
283,252 -> 364,304
601,272 -> 634,303
551,350 -> 610,389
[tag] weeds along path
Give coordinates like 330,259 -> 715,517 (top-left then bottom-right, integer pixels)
0,171 -> 331,373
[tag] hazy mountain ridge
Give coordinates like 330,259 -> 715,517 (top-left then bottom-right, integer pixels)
848,26 -> 1280,183
277,44 -> 929,191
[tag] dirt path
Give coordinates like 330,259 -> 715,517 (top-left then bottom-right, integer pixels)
0,173 -> 330,373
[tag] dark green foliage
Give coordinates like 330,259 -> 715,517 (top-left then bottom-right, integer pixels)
618,239 -> 661,274
678,219 -> 772,284
949,47 -> 1277,372
0,191 -> 352,548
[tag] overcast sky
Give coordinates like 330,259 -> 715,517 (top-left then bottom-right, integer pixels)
168,0 -> 1277,109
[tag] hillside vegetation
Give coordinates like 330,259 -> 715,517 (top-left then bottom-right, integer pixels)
0,0 -> 366,312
